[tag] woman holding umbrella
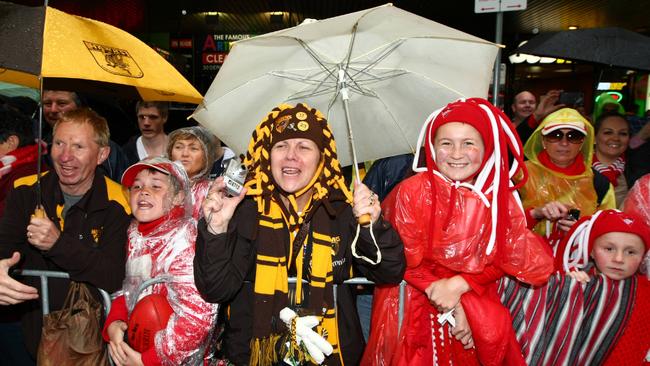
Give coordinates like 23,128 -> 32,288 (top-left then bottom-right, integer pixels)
193,103 -> 405,366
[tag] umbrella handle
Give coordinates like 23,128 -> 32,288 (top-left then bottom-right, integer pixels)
358,214 -> 371,226
32,205 -> 46,219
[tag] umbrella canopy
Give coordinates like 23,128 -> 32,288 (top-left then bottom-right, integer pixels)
514,27 -> 650,71
0,1 -> 201,103
192,3 -> 499,166
0,81 -> 39,101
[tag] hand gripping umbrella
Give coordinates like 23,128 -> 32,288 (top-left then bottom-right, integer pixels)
0,1 -> 203,213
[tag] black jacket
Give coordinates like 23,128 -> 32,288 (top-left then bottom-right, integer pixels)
0,170 -> 130,357
98,140 -> 130,182
194,197 -> 405,365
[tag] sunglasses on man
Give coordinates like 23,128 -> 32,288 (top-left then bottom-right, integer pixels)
543,130 -> 585,144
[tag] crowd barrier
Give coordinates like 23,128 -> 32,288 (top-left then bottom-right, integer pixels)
15,269 -> 113,365
13,271 -> 406,364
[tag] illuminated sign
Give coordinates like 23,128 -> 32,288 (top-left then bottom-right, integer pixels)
595,91 -> 624,103
596,82 -> 627,91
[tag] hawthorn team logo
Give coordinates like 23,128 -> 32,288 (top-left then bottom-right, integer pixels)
275,114 -> 292,133
84,41 -> 144,78
90,227 -> 103,244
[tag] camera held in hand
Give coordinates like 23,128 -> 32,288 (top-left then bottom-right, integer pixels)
567,208 -> 580,221
222,158 -> 248,197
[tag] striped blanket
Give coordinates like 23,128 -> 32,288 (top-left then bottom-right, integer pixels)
498,273 -> 637,366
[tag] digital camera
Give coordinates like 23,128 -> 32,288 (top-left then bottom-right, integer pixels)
567,208 -> 581,221
222,158 -> 248,197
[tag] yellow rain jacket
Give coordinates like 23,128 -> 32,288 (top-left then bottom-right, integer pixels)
516,109 -> 615,237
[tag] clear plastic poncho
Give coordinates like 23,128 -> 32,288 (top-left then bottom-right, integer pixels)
622,173 -> 650,227
120,158 -> 218,365
167,126 -> 217,220
622,174 -> 650,276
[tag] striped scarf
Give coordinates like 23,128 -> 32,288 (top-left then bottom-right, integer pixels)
498,273 -> 636,366
592,154 -> 625,187
243,103 -> 352,365
249,196 -> 342,366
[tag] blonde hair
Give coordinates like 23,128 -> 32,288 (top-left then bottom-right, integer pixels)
55,107 -> 110,147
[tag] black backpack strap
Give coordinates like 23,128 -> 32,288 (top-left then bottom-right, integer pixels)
591,168 -> 610,206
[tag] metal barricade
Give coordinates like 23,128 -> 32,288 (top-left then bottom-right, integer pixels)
15,269 -> 114,365
16,269 -> 112,316
288,277 -> 407,330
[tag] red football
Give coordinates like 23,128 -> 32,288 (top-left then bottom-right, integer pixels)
127,294 -> 174,353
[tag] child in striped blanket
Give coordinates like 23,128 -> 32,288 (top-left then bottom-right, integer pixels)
555,209 -> 649,365
499,209 -> 649,365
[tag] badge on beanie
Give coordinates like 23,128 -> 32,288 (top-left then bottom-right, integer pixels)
275,115 -> 292,133
297,121 -> 309,131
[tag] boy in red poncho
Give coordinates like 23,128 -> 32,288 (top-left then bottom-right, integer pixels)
102,157 -> 218,365
362,98 -> 554,366
554,209 -> 650,365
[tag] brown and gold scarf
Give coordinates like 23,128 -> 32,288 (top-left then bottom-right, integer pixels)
243,104 -> 352,365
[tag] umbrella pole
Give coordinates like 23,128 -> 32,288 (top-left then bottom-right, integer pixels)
33,79 -> 45,218
32,0 -> 48,218
338,69 -> 370,225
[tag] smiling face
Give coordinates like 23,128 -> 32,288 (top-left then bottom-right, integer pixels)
42,91 -> 78,127
170,137 -> 206,178
270,138 -> 321,195
511,91 -> 536,121
542,128 -> 584,168
129,169 -> 177,223
51,121 -> 108,196
595,115 -> 629,161
433,122 -> 485,183
592,232 -> 646,280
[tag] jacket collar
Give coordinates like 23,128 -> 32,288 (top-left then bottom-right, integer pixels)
42,169 -> 110,214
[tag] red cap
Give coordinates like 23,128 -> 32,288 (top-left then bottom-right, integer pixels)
588,210 -> 650,252
122,161 -> 177,188
555,209 -> 650,271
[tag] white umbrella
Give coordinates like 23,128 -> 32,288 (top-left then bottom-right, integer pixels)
192,3 -> 499,168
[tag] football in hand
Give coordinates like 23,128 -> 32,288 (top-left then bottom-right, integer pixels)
127,294 -> 173,353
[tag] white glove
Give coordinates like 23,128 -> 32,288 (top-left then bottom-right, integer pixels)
279,307 -> 333,364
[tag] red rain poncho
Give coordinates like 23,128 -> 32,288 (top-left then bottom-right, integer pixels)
362,98 -> 554,366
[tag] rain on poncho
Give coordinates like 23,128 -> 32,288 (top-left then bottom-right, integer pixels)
167,126 -> 217,220
103,158 -> 218,365
622,173 -> 650,227
517,108 -> 615,238
363,99 -> 554,366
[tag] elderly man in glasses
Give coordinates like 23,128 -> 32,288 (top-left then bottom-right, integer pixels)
515,108 -> 616,242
